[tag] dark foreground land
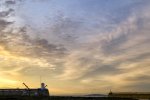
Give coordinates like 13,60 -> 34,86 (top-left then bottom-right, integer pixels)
49,96 -> 138,100
0,96 -> 138,100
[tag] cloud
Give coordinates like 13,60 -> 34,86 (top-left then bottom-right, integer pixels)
5,0 -> 16,5
55,1 -> 150,92
0,0 -> 68,84
0,0 -> 150,94
0,19 -> 12,30
0,9 -> 14,18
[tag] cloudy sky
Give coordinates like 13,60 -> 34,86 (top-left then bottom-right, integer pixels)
0,0 -> 150,95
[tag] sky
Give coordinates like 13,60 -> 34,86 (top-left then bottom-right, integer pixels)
0,0 -> 150,95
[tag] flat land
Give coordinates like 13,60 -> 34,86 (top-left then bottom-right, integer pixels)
0,96 -> 138,100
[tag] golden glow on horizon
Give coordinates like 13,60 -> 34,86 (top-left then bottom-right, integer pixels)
0,77 -> 18,85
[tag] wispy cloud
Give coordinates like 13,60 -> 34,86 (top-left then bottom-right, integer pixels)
0,0 -> 150,94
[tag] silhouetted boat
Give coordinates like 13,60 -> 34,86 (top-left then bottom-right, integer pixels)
0,83 -> 49,97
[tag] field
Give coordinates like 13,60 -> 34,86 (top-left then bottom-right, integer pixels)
0,96 -> 138,100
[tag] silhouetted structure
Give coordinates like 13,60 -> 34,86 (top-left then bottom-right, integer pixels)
0,83 -> 49,96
